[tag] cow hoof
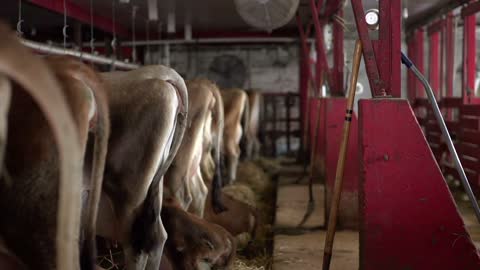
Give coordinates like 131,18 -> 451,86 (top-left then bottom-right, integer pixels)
197,260 -> 212,270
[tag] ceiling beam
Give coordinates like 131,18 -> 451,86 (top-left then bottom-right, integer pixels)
405,0 -> 469,32
29,0 -> 130,38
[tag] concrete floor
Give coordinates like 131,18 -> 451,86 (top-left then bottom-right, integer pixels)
273,174 -> 359,270
272,173 -> 480,270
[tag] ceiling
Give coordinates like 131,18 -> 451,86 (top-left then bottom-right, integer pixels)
0,0 -> 456,42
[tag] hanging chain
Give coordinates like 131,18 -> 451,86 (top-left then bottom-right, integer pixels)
111,0 -> 117,54
146,19 -> 150,64
89,0 -> 95,54
131,6 -> 138,63
17,0 -> 23,36
62,0 -> 68,49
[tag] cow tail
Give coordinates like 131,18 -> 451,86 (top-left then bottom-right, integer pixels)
130,73 -> 188,255
239,92 -> 250,160
79,69 -> 110,270
0,23 -> 83,270
210,83 -> 227,213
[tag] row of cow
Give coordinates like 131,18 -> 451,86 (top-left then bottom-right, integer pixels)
0,22 -> 263,270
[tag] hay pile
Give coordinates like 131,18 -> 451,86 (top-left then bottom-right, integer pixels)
223,184 -> 257,207
229,158 -> 279,270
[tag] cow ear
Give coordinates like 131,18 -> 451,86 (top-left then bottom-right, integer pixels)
201,238 -> 214,251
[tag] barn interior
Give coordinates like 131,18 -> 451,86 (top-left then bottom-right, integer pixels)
1,0 -> 480,270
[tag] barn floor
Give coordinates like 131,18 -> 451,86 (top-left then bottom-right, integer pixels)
271,165 -> 480,270
272,173 -> 358,270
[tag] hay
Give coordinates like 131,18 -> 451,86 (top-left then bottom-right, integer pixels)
232,160 -> 276,270
223,184 -> 257,207
236,161 -> 270,195
233,259 -> 267,270
255,157 -> 282,174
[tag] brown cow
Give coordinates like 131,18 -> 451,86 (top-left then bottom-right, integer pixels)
204,193 -> 260,248
245,90 -> 262,160
0,24 -> 90,270
162,198 -> 236,270
97,65 -> 187,270
0,74 -> 10,179
164,79 -> 214,217
201,87 -> 260,248
220,89 -> 249,185
199,79 -> 227,213
44,56 -> 110,270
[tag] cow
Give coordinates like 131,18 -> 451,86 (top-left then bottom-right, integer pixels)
199,79 -> 227,214
44,56 -> 111,270
204,193 -> 260,250
220,89 -> 249,185
201,87 -> 260,249
0,23 -> 91,270
0,74 -> 10,181
164,79 -> 213,217
164,78 -> 226,217
96,65 -> 188,270
161,198 -> 236,270
244,90 -> 262,160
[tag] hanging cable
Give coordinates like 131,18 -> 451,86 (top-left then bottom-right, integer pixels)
131,6 -> 138,63
110,0 -> 118,71
89,0 -> 95,55
146,19 -> 151,64
62,0 -> 68,49
111,0 -> 117,55
17,0 -> 24,36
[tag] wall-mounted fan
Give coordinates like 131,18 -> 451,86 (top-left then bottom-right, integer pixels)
208,55 -> 247,89
234,0 -> 300,32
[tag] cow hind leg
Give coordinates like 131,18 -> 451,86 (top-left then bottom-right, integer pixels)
123,246 -> 148,270
0,76 -> 10,180
145,217 -> 167,270
227,155 -> 239,184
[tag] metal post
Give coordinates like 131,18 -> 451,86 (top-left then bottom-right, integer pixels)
463,13 -> 475,103
428,31 -> 440,99
333,8 -> 344,94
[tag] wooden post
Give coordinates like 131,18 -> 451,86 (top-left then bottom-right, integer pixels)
322,40 -> 362,270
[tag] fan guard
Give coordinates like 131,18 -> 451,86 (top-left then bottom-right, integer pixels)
234,0 -> 300,32
208,55 -> 247,89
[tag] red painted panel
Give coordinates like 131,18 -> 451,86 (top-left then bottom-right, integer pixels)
460,157 -> 480,172
359,99 -> 480,270
460,118 -> 480,131
440,97 -> 462,107
309,98 -> 321,148
461,105 -> 480,116
458,143 -> 480,159
461,130 -> 480,145
324,98 -> 359,229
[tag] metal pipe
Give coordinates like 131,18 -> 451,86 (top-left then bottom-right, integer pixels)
21,39 -> 139,70
79,37 -> 316,47
401,52 -> 480,223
